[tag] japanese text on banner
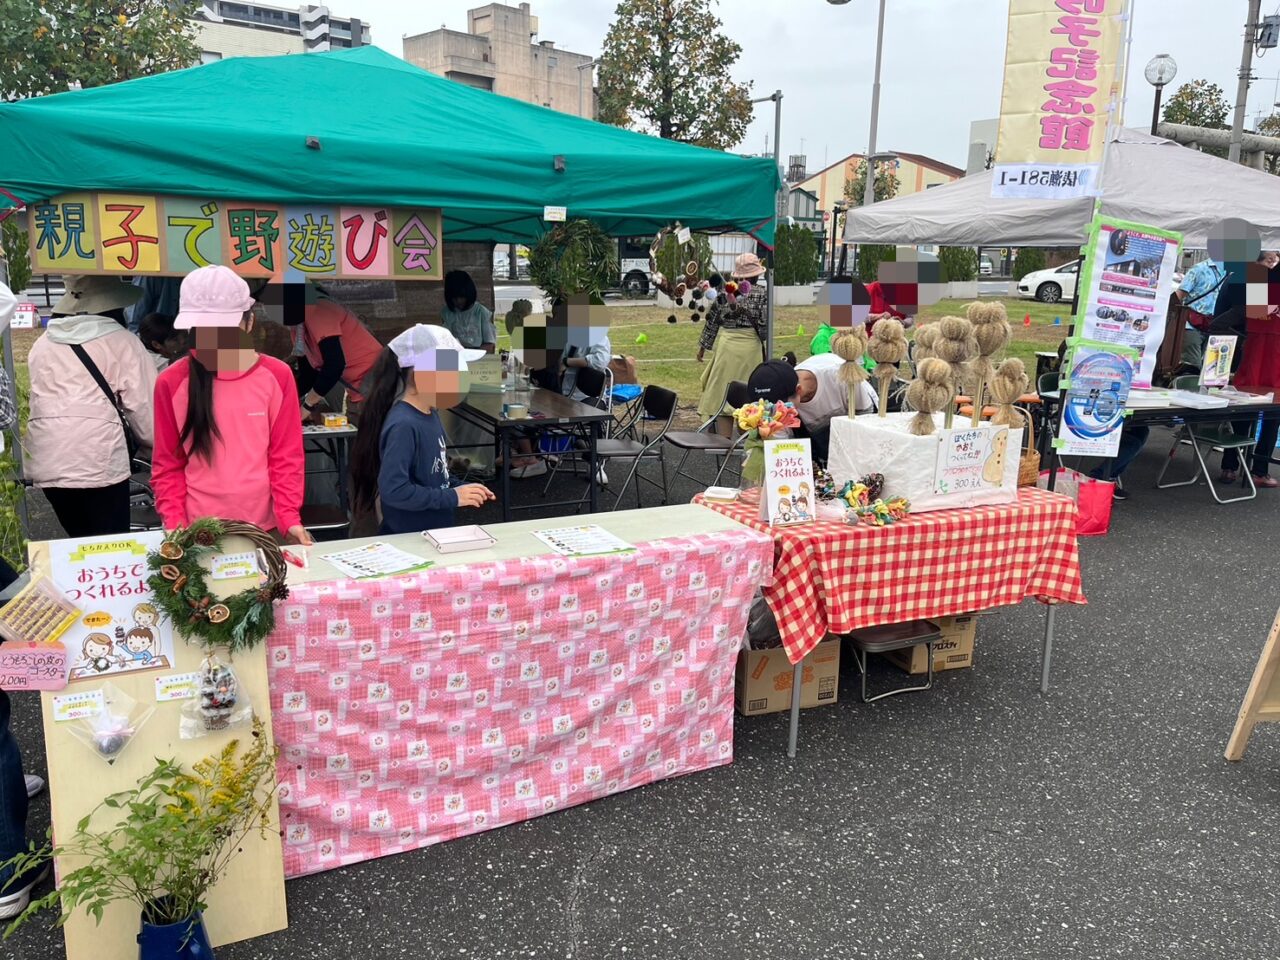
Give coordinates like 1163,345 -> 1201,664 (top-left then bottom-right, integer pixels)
992,0 -> 1126,200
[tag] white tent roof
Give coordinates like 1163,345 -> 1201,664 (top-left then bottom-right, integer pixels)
843,128 -> 1280,249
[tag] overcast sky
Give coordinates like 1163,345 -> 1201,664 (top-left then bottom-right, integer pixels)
361,0 -> 1278,170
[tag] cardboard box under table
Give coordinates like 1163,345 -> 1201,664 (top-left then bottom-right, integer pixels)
881,614 -> 978,675
736,638 -> 841,715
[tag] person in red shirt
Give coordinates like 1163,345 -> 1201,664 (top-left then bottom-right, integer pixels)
864,281 -> 908,333
152,266 -> 311,543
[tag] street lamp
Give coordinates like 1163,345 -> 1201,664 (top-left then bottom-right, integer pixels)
750,90 -> 784,359
1144,54 -> 1178,136
828,0 -> 888,208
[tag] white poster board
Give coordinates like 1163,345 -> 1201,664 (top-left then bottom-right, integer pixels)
48,531 -> 176,682
762,438 -> 815,525
933,426 -> 1012,495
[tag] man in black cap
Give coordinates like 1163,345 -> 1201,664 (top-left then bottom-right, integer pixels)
747,355 -> 875,464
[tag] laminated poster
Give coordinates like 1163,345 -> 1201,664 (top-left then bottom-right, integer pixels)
47,531 -> 175,683
1055,341 -> 1136,458
762,438 -> 814,526
1075,215 -> 1183,388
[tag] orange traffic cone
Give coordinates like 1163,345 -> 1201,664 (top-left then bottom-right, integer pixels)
1023,313 -> 1032,327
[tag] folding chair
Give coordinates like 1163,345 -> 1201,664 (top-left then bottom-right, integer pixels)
592,385 -> 678,509
845,619 -> 942,703
663,380 -> 745,488
1156,374 -> 1258,503
542,366 -> 614,494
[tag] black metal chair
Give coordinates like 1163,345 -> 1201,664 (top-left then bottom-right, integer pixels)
845,619 -> 942,703
592,385 -> 678,509
663,380 -> 742,488
541,366 -> 614,494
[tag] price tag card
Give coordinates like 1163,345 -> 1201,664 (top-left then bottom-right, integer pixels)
210,551 -> 260,581
934,426 -> 1010,495
0,641 -> 69,691
52,688 -> 104,722
154,672 -> 202,702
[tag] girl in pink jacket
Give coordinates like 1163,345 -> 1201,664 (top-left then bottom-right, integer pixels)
151,266 -> 310,544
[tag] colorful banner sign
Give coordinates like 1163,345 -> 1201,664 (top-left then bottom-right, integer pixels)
1075,214 -> 1183,388
29,193 -> 443,281
1055,339 -> 1137,457
762,438 -> 815,525
992,0 -> 1126,200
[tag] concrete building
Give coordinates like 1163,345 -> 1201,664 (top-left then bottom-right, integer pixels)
785,186 -> 823,235
192,2 -> 370,62
967,118 -> 999,175
792,150 -> 964,216
403,3 -> 597,119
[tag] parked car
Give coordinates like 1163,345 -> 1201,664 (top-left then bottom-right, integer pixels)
1018,260 -> 1079,303
979,255 -> 994,276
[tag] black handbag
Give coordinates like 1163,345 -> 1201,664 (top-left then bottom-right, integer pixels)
70,343 -> 140,462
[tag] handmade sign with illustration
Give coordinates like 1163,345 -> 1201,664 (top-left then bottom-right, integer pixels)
0,641 -> 69,691
934,426 -> 1012,495
1055,340 -> 1137,458
29,192 -> 444,281
763,438 -> 815,525
48,531 -> 175,682
1201,335 -> 1238,389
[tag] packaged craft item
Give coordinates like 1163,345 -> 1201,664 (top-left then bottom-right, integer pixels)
180,652 -> 253,739
66,682 -> 155,765
0,576 -> 81,646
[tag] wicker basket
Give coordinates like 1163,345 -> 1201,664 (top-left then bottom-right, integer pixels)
1017,407 -> 1041,486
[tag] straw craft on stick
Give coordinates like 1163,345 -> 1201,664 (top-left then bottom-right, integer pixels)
867,318 -> 908,418
832,328 -> 870,417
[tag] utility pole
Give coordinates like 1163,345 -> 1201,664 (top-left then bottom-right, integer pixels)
1230,0 -> 1263,163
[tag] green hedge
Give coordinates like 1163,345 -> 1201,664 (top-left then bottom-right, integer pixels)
773,223 -> 819,286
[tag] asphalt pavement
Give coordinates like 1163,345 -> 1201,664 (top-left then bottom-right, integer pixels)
6,430 -> 1280,960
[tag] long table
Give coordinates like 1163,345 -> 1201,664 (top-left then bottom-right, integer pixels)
270,505 -> 772,877
454,388 -> 613,521
695,489 -> 1087,757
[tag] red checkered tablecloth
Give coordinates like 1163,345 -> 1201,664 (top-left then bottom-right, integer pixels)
695,487 -> 1087,664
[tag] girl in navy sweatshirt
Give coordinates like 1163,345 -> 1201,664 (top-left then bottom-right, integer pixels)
351,325 -> 495,534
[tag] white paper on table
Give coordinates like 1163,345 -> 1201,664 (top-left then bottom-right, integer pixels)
321,542 -> 433,579
532,525 -> 635,557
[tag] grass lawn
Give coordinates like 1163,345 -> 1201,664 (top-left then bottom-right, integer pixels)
500,297 -> 1071,421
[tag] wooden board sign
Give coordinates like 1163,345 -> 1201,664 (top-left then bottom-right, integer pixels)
29,192 -> 444,281
1226,607 -> 1280,760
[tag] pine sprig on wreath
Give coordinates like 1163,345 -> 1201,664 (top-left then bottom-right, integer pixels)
145,519 -> 288,654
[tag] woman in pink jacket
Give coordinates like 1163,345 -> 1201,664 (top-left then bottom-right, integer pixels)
152,265 -> 311,544
26,276 -> 156,537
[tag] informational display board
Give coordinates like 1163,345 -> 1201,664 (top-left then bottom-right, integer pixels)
29,192 -> 443,281
1227,607 -> 1280,761
1055,339 -> 1137,458
933,425 -> 1012,495
35,535 -> 287,960
1075,216 -> 1184,388
762,438 -> 815,525
992,0 -> 1126,200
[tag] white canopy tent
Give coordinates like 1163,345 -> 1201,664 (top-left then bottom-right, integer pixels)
843,128 -> 1280,250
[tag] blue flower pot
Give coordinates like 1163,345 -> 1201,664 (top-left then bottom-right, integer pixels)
137,907 -> 214,959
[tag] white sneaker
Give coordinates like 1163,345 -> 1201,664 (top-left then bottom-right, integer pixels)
24,774 -> 44,799
511,461 -> 548,479
0,863 -> 50,921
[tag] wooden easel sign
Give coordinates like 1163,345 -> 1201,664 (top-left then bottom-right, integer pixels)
1226,607 -> 1280,760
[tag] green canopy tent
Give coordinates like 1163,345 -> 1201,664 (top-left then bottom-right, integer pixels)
0,46 -> 779,245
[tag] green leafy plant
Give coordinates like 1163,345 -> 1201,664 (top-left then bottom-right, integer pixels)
856,244 -> 897,284
654,231 -> 714,286
1,220 -> 31,295
1013,247 -> 1047,279
3,717 -> 277,937
937,247 -> 978,283
528,219 -> 619,303
597,0 -> 752,150
845,160 -> 900,206
772,224 -> 819,286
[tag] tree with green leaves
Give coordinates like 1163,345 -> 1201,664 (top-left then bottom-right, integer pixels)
844,160 -> 900,206
597,0 -> 752,151
1,1 -> 201,102
772,224 -> 819,286
1258,114 -> 1280,175
1161,79 -> 1230,158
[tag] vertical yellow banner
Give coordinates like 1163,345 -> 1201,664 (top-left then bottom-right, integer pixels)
992,0 -> 1126,199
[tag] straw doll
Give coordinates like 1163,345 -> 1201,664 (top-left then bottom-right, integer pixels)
905,357 -> 953,436
933,316 -> 978,429
988,358 -> 1030,427
965,301 -> 1012,427
832,327 -> 869,418
867,318 -> 908,417
913,323 -> 940,361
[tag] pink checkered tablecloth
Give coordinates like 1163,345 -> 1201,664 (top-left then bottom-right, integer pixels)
695,488 -> 1086,664
266,528 -> 773,878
